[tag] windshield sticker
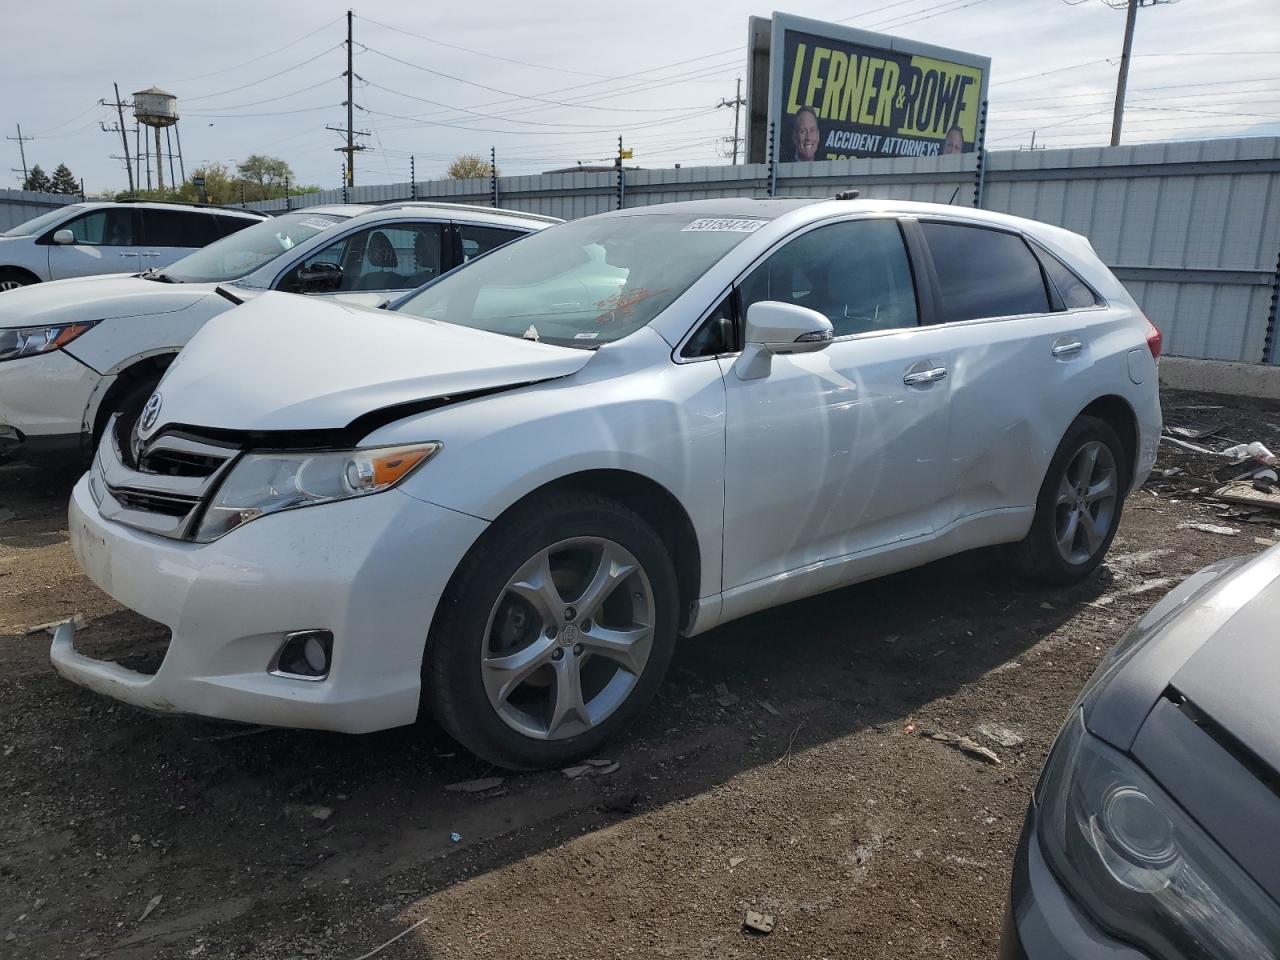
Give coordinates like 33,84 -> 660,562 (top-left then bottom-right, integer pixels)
594,287 -> 667,326
681,218 -> 767,233
573,331 -> 599,340
298,217 -> 337,231
522,324 -> 541,342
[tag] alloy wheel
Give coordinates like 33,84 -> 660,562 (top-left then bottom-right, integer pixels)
0,279 -> 24,292
1054,440 -> 1119,565
481,536 -> 655,740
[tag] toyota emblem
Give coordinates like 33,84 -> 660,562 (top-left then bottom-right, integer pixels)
140,392 -> 162,432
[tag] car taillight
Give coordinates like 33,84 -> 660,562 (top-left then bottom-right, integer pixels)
1144,315 -> 1162,362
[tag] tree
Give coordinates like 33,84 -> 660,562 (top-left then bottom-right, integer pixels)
236,154 -> 293,201
22,164 -> 51,193
49,163 -> 80,196
444,154 -> 498,181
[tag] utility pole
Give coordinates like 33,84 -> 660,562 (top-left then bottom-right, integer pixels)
102,84 -> 135,193
717,78 -> 746,165
6,124 -> 34,186
1110,0 -> 1176,146
328,10 -> 368,187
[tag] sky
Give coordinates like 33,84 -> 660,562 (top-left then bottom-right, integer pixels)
2,0 -> 1277,193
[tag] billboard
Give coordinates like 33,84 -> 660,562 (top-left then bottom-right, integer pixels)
746,13 -> 990,164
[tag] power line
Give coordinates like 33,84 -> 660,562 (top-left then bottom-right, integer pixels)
183,44 -> 343,102
166,16 -> 345,84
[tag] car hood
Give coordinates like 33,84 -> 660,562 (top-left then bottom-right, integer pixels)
0,273 -> 211,328
1088,546 -> 1280,764
145,291 -> 594,435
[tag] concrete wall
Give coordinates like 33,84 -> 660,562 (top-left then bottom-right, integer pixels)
166,137 -> 1280,366
0,189 -> 82,231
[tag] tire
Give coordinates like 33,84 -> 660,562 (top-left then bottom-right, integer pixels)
1008,415 -> 1130,586
0,268 -> 37,292
92,375 -> 160,453
424,491 -> 680,770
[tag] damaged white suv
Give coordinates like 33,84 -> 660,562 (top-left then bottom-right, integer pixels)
59,198 -> 1161,768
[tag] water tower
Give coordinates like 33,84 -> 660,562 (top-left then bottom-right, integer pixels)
132,86 -> 179,192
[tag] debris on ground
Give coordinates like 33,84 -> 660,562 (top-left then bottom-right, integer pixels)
450,832 -> 462,843
562,765 -> 590,780
310,806 -> 333,821
24,613 -> 86,636
922,730 -> 1002,765
1092,578 -> 1174,607
1178,522 -> 1239,537
1214,480 -> 1280,513
976,723 -> 1024,749
729,856 -> 747,868
743,910 -> 775,935
444,777 -> 505,794
714,682 -> 739,707
562,761 -> 618,780
759,700 -> 780,716
138,894 -> 163,923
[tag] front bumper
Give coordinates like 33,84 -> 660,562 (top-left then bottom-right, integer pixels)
1001,804 -> 1152,960
0,349 -> 100,445
58,474 -> 487,733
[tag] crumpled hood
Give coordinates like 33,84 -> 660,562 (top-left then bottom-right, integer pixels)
0,273 -> 211,328
146,291 -> 594,434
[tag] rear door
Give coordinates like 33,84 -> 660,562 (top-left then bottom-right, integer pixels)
455,222 -> 529,264
914,219 -> 1099,528
45,207 -> 141,279
136,208 -> 219,270
716,216 -> 955,592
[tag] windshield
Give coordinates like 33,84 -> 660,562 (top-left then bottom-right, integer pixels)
1,205 -> 84,238
394,212 -> 768,347
157,211 -> 350,283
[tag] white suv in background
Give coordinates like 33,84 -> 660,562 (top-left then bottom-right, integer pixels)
0,202 -> 558,457
59,198 -> 1162,769
0,200 -> 266,290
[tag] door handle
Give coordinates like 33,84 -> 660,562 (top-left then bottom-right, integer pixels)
1052,340 -> 1084,358
140,251 -> 161,258
903,366 -> 948,386
118,252 -> 140,258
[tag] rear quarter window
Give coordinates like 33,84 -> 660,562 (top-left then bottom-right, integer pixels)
922,222 -> 1051,323
1035,245 -> 1104,310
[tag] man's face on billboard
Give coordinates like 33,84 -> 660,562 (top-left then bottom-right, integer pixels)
943,128 -> 965,155
794,111 -> 819,161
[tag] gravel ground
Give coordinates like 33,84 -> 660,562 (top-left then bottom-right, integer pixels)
2,387 -> 1278,960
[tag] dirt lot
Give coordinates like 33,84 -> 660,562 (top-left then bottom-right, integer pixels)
2,388 -> 1278,960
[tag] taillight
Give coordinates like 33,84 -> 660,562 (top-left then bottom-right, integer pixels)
1144,314 -> 1162,362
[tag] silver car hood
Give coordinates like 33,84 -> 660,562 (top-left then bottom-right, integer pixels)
144,291 -> 594,436
0,273 -> 211,328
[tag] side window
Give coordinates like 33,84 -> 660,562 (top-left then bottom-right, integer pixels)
65,209 -> 134,246
459,224 -> 523,262
1036,246 -> 1102,310
139,210 -> 216,248
738,218 -> 918,337
215,215 -> 258,239
922,222 -> 1051,323
278,223 -> 445,293
682,295 -> 736,358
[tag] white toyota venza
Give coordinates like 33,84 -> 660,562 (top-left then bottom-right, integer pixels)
59,198 -> 1162,768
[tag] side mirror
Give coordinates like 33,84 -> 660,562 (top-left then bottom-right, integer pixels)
734,301 -> 834,380
52,229 -> 75,245
296,262 -> 343,293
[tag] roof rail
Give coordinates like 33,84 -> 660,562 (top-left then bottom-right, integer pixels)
383,200 -> 562,224
112,197 -> 266,216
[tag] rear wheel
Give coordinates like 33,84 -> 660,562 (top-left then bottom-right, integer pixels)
424,492 -> 679,769
0,268 -> 36,292
1009,416 -> 1128,585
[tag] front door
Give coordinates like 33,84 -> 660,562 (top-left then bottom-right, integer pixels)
719,217 -> 953,592
46,208 -> 141,279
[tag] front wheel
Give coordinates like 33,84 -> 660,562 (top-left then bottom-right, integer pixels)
0,268 -> 36,292
1009,415 -> 1129,585
424,492 -> 680,769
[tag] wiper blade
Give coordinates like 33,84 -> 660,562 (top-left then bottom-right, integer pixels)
142,271 -> 176,283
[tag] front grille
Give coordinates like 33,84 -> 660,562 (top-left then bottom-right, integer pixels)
112,489 -> 200,517
96,418 -> 242,540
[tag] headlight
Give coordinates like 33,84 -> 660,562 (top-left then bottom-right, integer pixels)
1038,711 -> 1280,959
0,321 -> 99,362
193,443 -> 440,542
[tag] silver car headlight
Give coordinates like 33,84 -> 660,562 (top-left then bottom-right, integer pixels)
0,321 -> 99,362
194,442 -> 440,542
1038,711 -> 1280,959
